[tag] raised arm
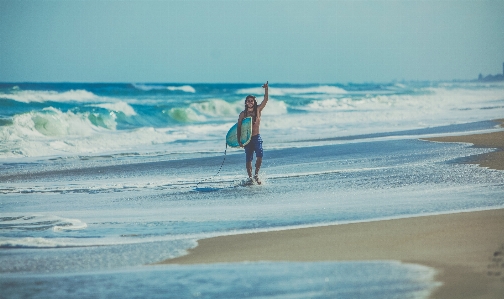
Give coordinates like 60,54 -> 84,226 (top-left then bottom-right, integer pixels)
258,81 -> 268,112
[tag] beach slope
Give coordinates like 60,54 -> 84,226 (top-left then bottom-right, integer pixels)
160,123 -> 504,299
161,209 -> 504,299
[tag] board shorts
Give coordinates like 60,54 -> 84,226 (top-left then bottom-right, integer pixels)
245,134 -> 263,162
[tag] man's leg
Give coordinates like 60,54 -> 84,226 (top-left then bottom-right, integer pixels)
255,157 -> 262,177
254,157 -> 262,184
246,161 -> 253,178
245,140 -> 253,179
254,135 -> 264,184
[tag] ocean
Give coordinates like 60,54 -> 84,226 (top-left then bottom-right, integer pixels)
1,81 -> 504,298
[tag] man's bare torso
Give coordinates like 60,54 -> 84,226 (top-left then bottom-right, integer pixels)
242,110 -> 261,136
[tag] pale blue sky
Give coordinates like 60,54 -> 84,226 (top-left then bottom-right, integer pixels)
1,0 -> 503,83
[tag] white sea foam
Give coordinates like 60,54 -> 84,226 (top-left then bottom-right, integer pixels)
92,102 -> 137,116
167,85 -> 196,93
8,107 -> 104,137
167,99 -> 288,123
237,85 -> 347,96
303,97 -> 361,111
190,99 -> 242,117
0,237 -> 71,248
258,86 -> 504,143
132,83 -> 196,93
299,87 -> 504,119
0,108 -> 189,157
166,98 -> 241,123
192,98 -> 288,117
297,86 -> 504,113
53,218 -> 88,232
0,89 -> 99,103
261,99 -> 289,115
1,83 -> 503,159
132,83 -> 165,91
166,107 -> 208,122
0,215 -> 87,233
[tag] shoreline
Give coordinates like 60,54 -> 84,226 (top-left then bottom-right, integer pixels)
160,210 -> 504,299
422,119 -> 504,171
159,121 -> 504,299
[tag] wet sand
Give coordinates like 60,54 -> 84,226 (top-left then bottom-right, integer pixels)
160,120 -> 504,299
424,120 -> 504,171
161,210 -> 504,298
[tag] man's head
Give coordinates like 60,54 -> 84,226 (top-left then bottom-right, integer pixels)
245,95 -> 257,109
245,95 -> 256,103
244,95 -> 258,123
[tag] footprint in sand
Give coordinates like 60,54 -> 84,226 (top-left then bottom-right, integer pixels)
487,244 -> 504,280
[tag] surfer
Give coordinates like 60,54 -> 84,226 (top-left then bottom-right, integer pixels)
237,81 -> 269,184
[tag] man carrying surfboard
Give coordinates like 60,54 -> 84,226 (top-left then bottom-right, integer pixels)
237,81 -> 269,185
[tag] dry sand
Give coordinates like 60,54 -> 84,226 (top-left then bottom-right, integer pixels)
159,120 -> 504,299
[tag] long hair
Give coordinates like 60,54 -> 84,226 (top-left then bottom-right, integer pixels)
245,95 -> 258,124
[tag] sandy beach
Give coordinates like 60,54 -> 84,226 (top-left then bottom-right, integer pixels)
160,120 -> 504,299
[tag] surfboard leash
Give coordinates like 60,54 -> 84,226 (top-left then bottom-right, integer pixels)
196,143 -> 228,188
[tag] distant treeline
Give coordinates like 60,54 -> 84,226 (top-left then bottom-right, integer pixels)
478,73 -> 504,82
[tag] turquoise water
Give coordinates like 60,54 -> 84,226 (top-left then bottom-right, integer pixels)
1,82 -> 504,298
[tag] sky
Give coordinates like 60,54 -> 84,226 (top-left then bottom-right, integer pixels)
1,0 -> 503,83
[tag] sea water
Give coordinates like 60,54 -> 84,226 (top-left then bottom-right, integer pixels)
1,262 -> 437,299
1,82 -> 504,298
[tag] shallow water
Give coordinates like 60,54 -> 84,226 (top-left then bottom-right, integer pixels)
1,262 -> 439,299
1,82 -> 504,298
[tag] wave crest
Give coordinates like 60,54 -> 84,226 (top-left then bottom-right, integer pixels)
0,237 -> 69,248
166,99 -> 287,123
167,85 -> 196,93
0,89 -> 98,103
303,98 -> 364,111
0,215 -> 87,234
237,85 -> 347,96
190,99 -> 242,117
167,107 -> 207,123
166,99 -> 242,123
132,83 -> 196,93
0,113 -> 187,158
11,107 -> 115,137
92,102 -> 137,117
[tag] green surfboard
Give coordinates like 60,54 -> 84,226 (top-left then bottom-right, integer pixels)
226,117 -> 253,148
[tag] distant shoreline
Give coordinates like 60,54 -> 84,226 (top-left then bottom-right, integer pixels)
477,71 -> 504,82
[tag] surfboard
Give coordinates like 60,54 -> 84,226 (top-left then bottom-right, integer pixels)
226,117 -> 253,148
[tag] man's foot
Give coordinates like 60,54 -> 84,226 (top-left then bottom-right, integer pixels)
254,175 -> 261,185
246,177 -> 254,185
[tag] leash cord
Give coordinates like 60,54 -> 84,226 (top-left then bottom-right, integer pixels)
196,143 -> 228,187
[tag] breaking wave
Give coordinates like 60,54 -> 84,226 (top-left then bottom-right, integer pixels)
0,107 -> 188,158
1,82 -> 503,158
92,102 -> 137,117
0,89 -> 99,103
0,215 -> 87,234
237,85 -> 348,96
0,237 -> 75,248
166,99 -> 287,123
132,83 -> 196,93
